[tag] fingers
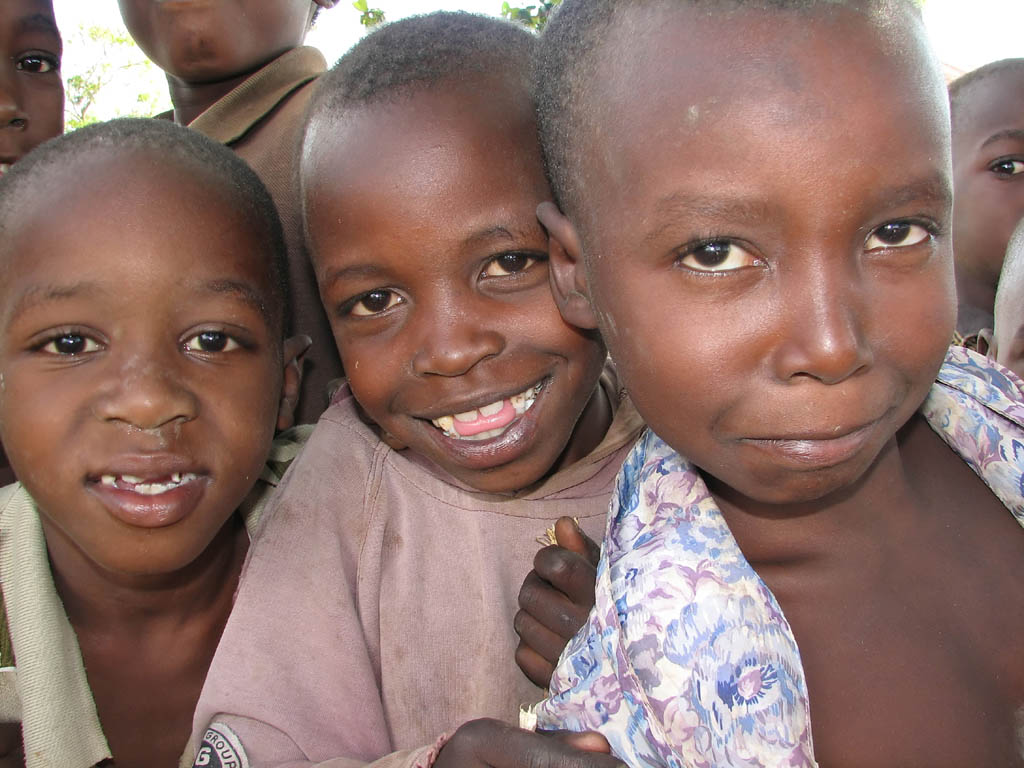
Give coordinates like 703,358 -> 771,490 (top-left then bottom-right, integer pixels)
553,517 -> 601,566
518,570 -> 591,639
437,719 -> 623,768
531,546 -> 597,609
514,608 -> 570,665
514,639 -> 554,689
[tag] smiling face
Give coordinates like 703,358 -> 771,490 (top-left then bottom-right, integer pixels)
118,0 -> 314,83
549,4 -> 954,507
951,65 -> 1024,290
303,78 -> 607,493
0,151 -> 289,577
0,0 -> 63,175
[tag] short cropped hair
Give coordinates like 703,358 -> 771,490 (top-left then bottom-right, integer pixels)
306,11 -> 535,121
0,118 -> 289,332
949,59 -> 1024,135
536,0 -> 923,222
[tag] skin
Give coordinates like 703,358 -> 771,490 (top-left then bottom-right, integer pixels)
0,150 -> 304,767
543,5 -> 1024,765
303,76 -> 609,496
951,65 -> 1024,335
117,0 -> 337,125
302,75 -> 616,767
982,226 -> 1024,379
0,0 -> 62,174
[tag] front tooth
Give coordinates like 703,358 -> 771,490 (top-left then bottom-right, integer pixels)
433,415 -> 454,433
510,393 -> 526,411
101,475 -> 116,487
121,474 -> 143,484
454,408 -> 479,423
479,400 -> 504,417
171,472 -> 181,483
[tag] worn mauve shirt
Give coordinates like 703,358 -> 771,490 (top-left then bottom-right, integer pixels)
192,373 -> 644,768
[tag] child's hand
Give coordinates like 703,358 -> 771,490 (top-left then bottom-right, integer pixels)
515,517 -> 600,688
434,719 -> 622,768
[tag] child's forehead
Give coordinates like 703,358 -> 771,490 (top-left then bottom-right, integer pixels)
954,69 -> 1024,140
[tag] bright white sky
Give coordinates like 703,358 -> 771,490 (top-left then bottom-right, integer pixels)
51,0 -> 1024,120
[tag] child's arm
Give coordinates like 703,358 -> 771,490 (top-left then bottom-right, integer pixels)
514,518 -> 600,688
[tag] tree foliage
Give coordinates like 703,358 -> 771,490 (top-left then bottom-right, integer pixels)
500,0 -> 561,30
63,25 -> 166,131
353,0 -> 386,28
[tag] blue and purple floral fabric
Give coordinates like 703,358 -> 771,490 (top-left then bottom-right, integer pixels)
529,347 -> 1024,768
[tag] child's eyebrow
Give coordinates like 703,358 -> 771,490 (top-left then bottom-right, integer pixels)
645,194 -> 777,243
981,128 -> 1024,149
14,13 -> 61,41
320,263 -> 390,292
6,282 -> 105,325
867,173 -> 952,211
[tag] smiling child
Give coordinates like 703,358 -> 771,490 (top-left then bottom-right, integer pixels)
0,118 -> 307,768
950,59 -> 1024,336
118,0 -> 343,424
191,12 -> 642,768
523,1 -> 1024,766
0,0 -> 64,487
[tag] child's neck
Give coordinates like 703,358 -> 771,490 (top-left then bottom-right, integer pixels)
706,428 -> 924,573
166,71 -> 256,127
44,514 -> 248,633
551,382 -> 614,474
954,269 -> 996,335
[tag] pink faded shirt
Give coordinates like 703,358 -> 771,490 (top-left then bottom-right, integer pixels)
191,371 -> 644,768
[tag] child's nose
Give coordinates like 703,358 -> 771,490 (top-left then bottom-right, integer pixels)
772,261 -> 873,385
411,312 -> 505,377
92,356 -> 199,432
0,71 -> 25,130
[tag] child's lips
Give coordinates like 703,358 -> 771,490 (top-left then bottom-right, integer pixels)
86,468 -> 208,528
430,381 -> 545,441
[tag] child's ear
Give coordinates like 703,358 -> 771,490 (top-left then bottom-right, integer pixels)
538,202 -> 599,331
976,328 -> 995,358
277,334 -> 312,431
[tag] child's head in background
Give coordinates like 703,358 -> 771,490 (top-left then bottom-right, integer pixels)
0,0 -> 63,176
0,118 -> 304,579
949,58 -> 1024,335
117,0 -> 331,92
980,216 -> 1024,380
534,0 -> 954,506
300,12 -> 609,494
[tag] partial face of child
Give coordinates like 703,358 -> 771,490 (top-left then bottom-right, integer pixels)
951,67 -> 1024,288
118,0 -> 321,83
988,224 -> 1024,379
303,78 -> 608,493
0,151 -> 298,579
0,0 -> 62,176
547,4 -> 954,507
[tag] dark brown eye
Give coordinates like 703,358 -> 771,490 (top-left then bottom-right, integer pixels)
678,240 -> 759,272
865,221 -> 929,251
482,252 -> 538,277
40,333 -> 100,355
351,289 -> 400,317
990,159 -> 1024,177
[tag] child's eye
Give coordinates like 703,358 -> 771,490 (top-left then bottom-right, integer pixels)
989,158 -> 1024,178
16,53 -> 59,74
39,333 -> 100,356
481,252 -> 541,278
184,331 -> 240,353
864,221 -> 931,251
677,240 -> 760,272
350,289 -> 402,317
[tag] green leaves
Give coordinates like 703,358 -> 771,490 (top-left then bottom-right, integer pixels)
353,0 -> 386,28
500,0 -> 561,31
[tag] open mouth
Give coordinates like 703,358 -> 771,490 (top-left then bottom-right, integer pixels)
430,381 -> 545,441
97,472 -> 200,496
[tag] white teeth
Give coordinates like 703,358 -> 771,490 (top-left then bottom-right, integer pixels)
479,401 -> 504,417
97,472 -> 198,494
430,381 -> 545,439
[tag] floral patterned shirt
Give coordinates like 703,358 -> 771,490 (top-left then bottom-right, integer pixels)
530,348 -> 1024,768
